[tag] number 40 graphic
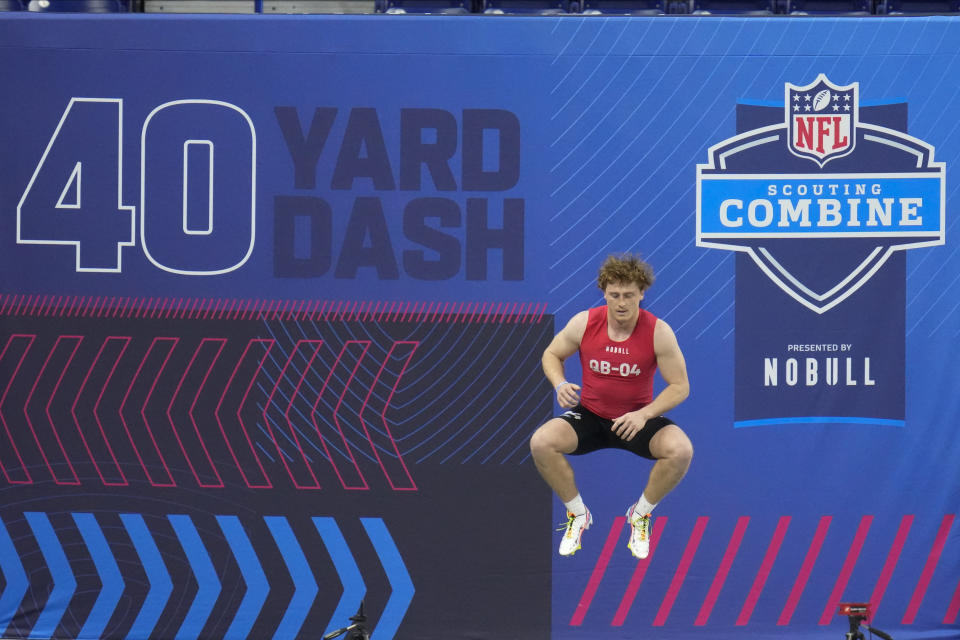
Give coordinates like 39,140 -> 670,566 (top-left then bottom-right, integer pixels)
16,98 -> 257,276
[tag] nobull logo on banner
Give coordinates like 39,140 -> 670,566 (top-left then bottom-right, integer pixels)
695,75 -> 946,429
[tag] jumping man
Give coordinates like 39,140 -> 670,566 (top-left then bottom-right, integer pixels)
529,253 -> 693,558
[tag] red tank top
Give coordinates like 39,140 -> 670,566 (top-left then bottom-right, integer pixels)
579,306 -> 658,419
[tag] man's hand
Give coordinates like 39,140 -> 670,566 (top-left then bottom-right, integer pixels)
611,410 -> 652,441
556,382 -> 581,409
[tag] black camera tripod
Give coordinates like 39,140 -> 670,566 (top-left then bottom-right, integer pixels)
844,611 -> 894,640
323,602 -> 371,640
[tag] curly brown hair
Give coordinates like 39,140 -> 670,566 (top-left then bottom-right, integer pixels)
597,253 -> 655,292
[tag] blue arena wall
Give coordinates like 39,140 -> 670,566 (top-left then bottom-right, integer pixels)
0,12 -> 959,640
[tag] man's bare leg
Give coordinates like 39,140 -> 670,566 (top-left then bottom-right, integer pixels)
530,419 -> 591,556
642,425 -> 694,504
627,425 -> 694,559
529,418 -> 579,501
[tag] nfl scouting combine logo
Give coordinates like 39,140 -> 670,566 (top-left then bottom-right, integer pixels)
697,74 -> 944,314
696,75 -> 946,428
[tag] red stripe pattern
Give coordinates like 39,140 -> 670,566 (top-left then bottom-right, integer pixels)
567,512 -> 958,630
612,516 -> 668,626
570,517 -> 626,626
737,515 -> 792,626
0,294 -> 548,323
778,515 -> 832,625
695,515 -> 750,626
819,515 -> 874,625
902,514 -> 955,625
869,514 -> 914,619
653,516 -> 709,626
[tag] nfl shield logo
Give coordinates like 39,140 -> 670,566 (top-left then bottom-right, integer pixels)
786,74 -> 857,167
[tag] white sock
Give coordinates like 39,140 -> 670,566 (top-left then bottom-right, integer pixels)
635,493 -> 657,516
564,494 -> 586,516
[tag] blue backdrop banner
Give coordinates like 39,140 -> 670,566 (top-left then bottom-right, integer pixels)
1,12 -> 958,640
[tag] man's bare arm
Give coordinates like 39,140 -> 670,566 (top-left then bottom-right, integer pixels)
543,311 -> 588,408
645,319 -> 690,416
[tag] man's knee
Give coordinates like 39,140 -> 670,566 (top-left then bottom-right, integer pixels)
530,421 -> 575,457
674,437 -> 694,466
529,427 -> 549,456
654,426 -> 693,466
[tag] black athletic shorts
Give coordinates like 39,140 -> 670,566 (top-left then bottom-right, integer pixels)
559,404 -> 674,459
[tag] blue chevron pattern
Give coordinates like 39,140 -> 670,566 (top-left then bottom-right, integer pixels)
361,517 -> 416,640
0,513 -> 412,640
313,516 -> 366,640
0,516 -> 28,630
169,515 -> 222,639
216,515 -> 269,640
264,515 -> 319,640
120,513 -> 174,639
72,513 -> 124,639
23,512 -> 76,639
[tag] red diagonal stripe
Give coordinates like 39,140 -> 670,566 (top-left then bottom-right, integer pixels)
778,515 -> 832,625
611,516 -> 668,626
696,515 -> 750,626
945,575 -> 960,625
472,302 -> 486,323
570,516 -> 626,626
654,516 -> 709,626
819,515 -> 874,625
869,514 -> 914,619
737,515 -> 792,626
902,514 -> 954,625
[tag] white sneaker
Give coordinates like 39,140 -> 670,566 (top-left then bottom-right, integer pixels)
626,504 -> 651,559
558,508 -> 592,556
